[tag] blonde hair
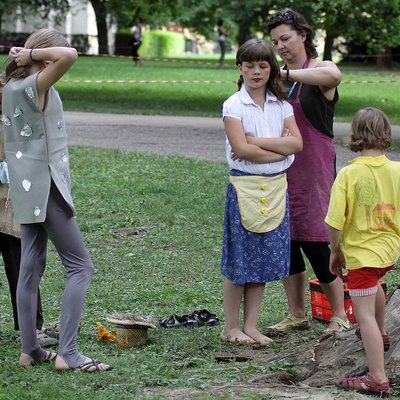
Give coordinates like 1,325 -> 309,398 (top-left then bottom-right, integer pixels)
0,71 -> 5,88
0,72 -> 4,114
4,28 -> 70,82
348,107 -> 391,152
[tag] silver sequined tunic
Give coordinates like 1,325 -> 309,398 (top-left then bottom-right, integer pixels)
2,72 -> 75,223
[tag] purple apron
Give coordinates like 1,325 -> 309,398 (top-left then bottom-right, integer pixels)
287,59 -> 336,242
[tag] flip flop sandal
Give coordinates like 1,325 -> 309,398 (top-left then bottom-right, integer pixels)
77,358 -> 113,373
191,309 -> 220,326
159,314 -> 198,328
27,349 -> 58,365
325,316 -> 350,332
42,351 -> 58,363
44,320 -> 60,339
180,314 -> 199,328
268,314 -> 310,332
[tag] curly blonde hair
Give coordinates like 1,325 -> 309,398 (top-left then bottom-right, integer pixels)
348,107 -> 391,152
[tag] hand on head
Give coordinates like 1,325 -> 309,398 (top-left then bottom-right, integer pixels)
10,47 -> 35,67
9,47 -> 23,57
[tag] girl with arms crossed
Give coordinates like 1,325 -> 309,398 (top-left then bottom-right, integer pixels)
220,39 -> 302,344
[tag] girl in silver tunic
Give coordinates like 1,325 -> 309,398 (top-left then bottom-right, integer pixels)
2,29 -> 112,372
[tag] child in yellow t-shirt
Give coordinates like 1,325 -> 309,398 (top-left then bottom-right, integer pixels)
325,107 -> 400,397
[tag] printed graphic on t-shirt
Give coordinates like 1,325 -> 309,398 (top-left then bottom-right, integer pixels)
355,177 -> 395,231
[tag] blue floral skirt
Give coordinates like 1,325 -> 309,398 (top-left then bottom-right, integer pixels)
221,170 -> 290,286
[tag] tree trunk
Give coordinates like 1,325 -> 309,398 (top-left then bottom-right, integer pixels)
376,46 -> 393,69
323,32 -> 335,61
254,288 -> 400,387
90,0 -> 109,55
237,21 -> 251,47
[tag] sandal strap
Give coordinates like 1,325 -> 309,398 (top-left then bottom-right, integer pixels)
329,316 -> 350,329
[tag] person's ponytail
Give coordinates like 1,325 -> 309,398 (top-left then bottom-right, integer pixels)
4,57 -> 29,83
237,75 -> 243,91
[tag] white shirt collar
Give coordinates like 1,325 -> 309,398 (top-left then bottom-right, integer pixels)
238,85 -> 278,105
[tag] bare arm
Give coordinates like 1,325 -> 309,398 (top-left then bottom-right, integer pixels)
13,46 -> 77,102
33,47 -> 77,94
225,117 -> 287,163
245,115 -> 302,156
286,60 -> 341,88
327,225 -> 345,279
218,27 -> 232,36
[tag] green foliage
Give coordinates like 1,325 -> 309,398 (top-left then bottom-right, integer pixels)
108,0 -> 184,30
0,0 -> 69,27
140,31 -> 186,58
313,0 -> 400,54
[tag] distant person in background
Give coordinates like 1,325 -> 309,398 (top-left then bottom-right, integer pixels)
216,18 -> 232,69
132,17 -> 143,67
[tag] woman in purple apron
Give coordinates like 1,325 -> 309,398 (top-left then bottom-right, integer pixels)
265,10 -> 348,331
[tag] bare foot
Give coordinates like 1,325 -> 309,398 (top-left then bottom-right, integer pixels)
327,320 -> 340,330
327,315 -> 349,330
244,328 -> 273,346
56,355 -> 111,372
19,353 -> 36,366
19,350 -> 56,366
220,328 -> 256,344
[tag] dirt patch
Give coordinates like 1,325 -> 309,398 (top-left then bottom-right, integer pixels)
112,226 -> 152,242
142,383 -> 370,399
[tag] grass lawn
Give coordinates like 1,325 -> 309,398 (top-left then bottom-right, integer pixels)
1,53 -> 399,123
1,54 -> 400,399
0,146 -> 399,399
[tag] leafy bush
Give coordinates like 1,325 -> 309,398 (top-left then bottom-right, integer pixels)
140,31 -> 185,58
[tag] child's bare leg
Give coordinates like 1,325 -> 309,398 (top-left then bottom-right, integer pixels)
375,284 -> 387,335
352,294 -> 387,383
221,278 -> 255,343
243,282 -> 272,345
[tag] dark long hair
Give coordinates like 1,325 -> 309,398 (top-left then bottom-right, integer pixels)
236,39 -> 287,101
265,9 -> 318,59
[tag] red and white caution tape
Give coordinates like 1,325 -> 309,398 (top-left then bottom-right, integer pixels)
341,80 -> 398,84
61,79 -> 237,84
60,79 -> 399,84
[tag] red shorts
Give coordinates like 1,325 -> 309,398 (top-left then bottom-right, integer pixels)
347,265 -> 394,297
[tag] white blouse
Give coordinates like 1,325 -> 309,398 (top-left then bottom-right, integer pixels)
223,85 -> 295,175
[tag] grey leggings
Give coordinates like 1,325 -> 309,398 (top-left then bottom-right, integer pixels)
17,183 -> 94,367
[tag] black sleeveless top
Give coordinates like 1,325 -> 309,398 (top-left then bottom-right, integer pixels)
285,82 -> 339,138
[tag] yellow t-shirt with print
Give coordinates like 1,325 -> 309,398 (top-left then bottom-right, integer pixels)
325,155 -> 400,270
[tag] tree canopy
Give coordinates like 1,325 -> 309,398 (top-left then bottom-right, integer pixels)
0,0 -> 70,28
2,0 -> 399,61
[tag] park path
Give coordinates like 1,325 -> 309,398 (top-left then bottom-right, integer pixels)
65,112 -> 400,171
